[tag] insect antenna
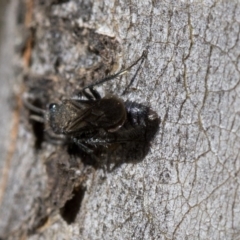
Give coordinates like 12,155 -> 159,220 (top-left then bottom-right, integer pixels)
82,50 -> 148,90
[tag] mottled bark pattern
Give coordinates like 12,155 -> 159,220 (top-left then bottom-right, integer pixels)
0,0 -> 240,239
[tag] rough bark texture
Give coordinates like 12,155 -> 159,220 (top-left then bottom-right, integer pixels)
0,0 -> 240,239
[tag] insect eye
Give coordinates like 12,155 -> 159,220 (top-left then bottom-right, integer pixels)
49,103 -> 58,112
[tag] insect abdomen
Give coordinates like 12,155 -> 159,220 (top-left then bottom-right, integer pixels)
124,101 -> 160,141
124,101 -> 149,127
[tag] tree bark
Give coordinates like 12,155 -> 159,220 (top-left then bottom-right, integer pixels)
0,0 -> 240,239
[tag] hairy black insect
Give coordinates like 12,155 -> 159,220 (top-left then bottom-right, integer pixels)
24,51 -> 159,160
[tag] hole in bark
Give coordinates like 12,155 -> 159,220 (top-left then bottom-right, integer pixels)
60,187 -> 86,224
29,99 -> 45,149
31,120 -> 44,149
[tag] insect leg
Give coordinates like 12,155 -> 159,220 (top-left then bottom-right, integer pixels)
71,137 -> 94,154
29,115 -> 45,123
89,87 -> 101,100
82,50 -> 148,90
72,87 -> 101,101
23,93 -> 46,123
82,89 -> 94,100
121,53 -> 146,95
23,93 -> 46,115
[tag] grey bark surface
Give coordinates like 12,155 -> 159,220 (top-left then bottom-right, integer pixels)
0,0 -> 240,239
